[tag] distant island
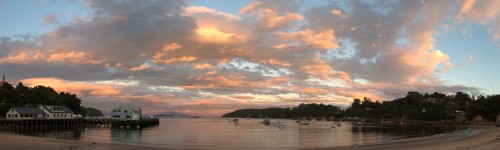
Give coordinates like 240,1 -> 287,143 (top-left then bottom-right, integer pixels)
153,111 -> 200,118
223,91 -> 500,123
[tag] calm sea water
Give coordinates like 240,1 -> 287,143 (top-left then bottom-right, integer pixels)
2,118 -> 466,149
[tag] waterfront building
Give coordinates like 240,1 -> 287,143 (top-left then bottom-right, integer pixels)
5,108 -> 46,119
5,105 -> 76,120
39,105 -> 76,119
111,107 -> 142,121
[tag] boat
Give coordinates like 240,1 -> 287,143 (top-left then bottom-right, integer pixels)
246,113 -> 250,120
300,120 -> 310,125
357,120 -> 364,126
278,123 -> 286,129
331,124 -> 336,128
262,117 -> 271,125
232,118 -> 239,123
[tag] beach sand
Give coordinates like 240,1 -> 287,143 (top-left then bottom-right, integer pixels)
0,126 -> 499,150
332,125 -> 500,150
0,132 -> 167,150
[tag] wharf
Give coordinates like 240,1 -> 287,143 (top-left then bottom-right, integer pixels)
0,118 -> 159,129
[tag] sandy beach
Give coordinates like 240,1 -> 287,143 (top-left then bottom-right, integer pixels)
0,126 -> 499,150
332,125 -> 500,150
0,131 -> 167,150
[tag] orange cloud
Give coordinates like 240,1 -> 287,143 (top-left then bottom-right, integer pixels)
196,27 -> 247,44
184,6 -> 240,20
20,77 -> 121,96
331,9 -> 343,16
239,1 -> 263,14
162,43 -> 183,51
262,59 -> 292,67
157,56 -> 197,64
299,58 -> 334,78
277,29 -> 339,49
0,51 -> 105,65
300,87 -> 329,95
130,64 -> 150,71
261,9 -> 303,28
194,63 -> 214,69
230,95 -> 254,99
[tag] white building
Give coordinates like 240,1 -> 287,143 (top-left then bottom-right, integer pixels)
5,105 -> 75,120
111,107 -> 141,121
39,105 -> 75,119
6,108 -> 46,120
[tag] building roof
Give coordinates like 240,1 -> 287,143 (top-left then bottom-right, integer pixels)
12,108 -> 46,115
40,105 -> 74,113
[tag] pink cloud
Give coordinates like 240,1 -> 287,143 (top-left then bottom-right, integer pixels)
20,77 -> 121,96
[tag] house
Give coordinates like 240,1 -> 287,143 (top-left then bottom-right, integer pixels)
111,107 -> 141,121
6,108 -> 46,120
5,105 -> 76,120
39,105 -> 75,119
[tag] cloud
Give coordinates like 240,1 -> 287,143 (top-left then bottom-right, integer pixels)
277,29 -> 339,49
129,64 -> 150,71
0,0 -> 487,117
43,13 -> 60,25
195,28 -> 247,44
239,1 -> 263,14
20,77 -> 121,96
184,6 -> 240,20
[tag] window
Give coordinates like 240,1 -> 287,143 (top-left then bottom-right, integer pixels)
126,116 -> 131,118
112,115 -> 120,118
124,111 -> 128,113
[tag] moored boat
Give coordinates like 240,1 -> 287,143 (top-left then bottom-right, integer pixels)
262,117 -> 271,125
300,120 -> 310,125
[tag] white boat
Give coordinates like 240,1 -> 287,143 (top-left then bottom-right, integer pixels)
278,124 -> 286,129
232,118 -> 239,123
300,120 -> 310,125
357,121 -> 363,126
246,113 -> 250,120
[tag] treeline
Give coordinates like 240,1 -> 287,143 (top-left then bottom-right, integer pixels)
344,91 -> 500,121
222,91 -> 500,122
222,103 -> 342,119
0,82 -> 102,117
81,107 -> 104,117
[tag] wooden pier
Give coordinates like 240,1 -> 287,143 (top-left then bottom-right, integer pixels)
0,118 -> 160,129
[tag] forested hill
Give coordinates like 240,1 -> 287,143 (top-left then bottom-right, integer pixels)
222,103 -> 343,119
222,91 -> 500,122
0,81 -> 102,117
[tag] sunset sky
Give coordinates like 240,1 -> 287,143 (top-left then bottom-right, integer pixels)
1,0 -> 500,117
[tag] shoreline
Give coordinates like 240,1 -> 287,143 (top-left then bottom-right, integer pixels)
0,125 -> 499,150
330,125 -> 500,150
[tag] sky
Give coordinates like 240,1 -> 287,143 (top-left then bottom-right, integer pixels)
1,0 -> 500,117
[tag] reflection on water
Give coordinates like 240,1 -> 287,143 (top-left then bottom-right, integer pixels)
1,118 -> 467,149
1,127 -> 83,139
